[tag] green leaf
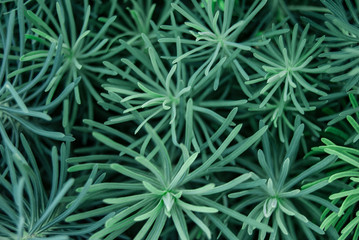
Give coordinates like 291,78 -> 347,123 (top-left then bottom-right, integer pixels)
5,81 -> 28,113
177,199 -> 218,213
172,205 -> 190,240
134,200 -> 163,222
347,115 -> 359,134
183,208 -> 212,239
186,124 -> 243,181
284,155 -> 336,191
104,193 -> 152,205
195,196 -> 273,233
207,214 -> 239,240
169,152 -> 198,189
135,156 -> 166,187
203,173 -> 252,195
324,148 -> 359,168
92,132 -> 139,157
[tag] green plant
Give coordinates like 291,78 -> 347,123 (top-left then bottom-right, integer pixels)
312,94 -> 359,240
0,1 -> 74,147
164,0 -> 280,94
230,122 -> 338,239
102,34 -> 247,148
3,0 -> 359,239
66,118 -> 270,239
307,0 -> 359,92
0,134 -> 110,239
99,0 -> 173,48
21,0 -> 121,131
250,23 -> 329,113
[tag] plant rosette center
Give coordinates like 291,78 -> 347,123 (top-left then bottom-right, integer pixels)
141,180 -> 184,218
263,197 -> 278,218
162,191 -> 182,217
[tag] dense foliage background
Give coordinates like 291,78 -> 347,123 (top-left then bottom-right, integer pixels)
1,0 -> 359,239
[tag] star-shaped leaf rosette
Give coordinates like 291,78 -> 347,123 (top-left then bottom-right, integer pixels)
249,24 -> 330,114
229,122 -> 338,239
66,122 -> 271,239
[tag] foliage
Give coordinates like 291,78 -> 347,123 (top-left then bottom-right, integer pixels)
231,122 -> 338,239
2,0 -> 359,239
312,94 -> 359,240
66,122 -> 269,240
0,136 -> 108,240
